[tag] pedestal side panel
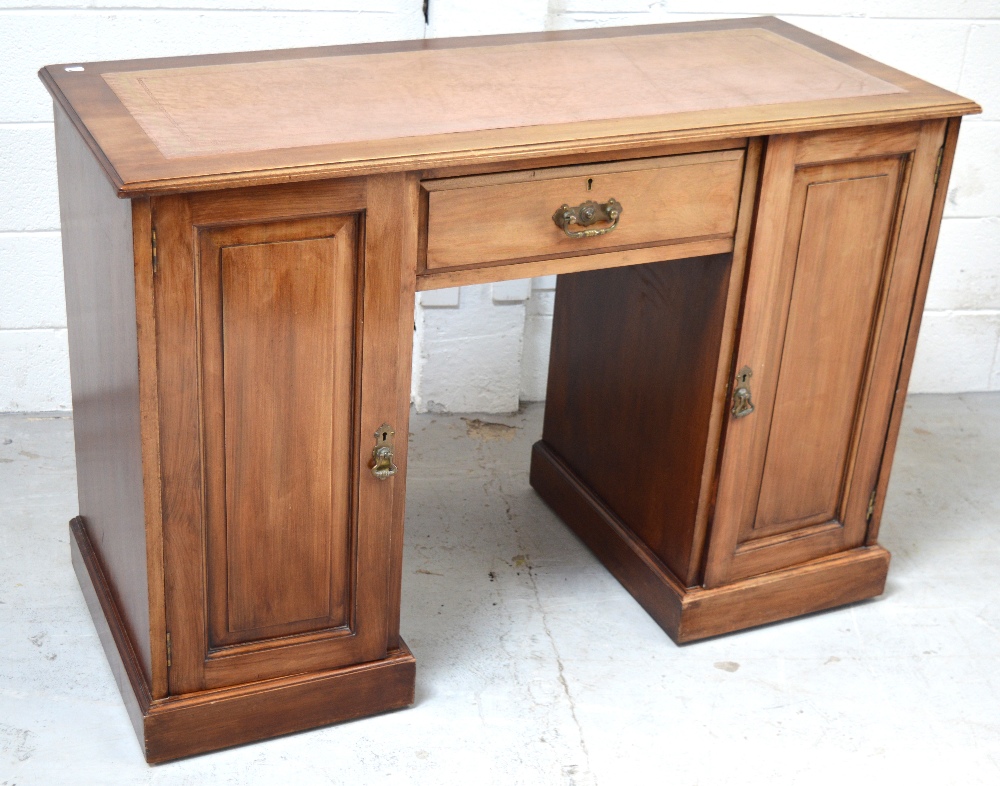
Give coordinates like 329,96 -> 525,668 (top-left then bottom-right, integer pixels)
541,255 -> 731,585
55,104 -> 152,681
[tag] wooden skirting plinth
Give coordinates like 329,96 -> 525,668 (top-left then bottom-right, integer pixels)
529,443 -> 891,643
70,517 -> 416,763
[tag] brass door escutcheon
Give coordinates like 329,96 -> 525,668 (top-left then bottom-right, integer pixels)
731,366 -> 755,419
370,423 -> 397,480
552,198 -> 623,238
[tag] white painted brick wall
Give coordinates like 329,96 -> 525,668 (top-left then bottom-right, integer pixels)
520,276 -> 558,402
1,1 -> 997,411
413,283 -> 528,413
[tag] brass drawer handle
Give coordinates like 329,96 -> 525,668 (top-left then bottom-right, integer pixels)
552,198 -> 623,238
370,423 -> 397,480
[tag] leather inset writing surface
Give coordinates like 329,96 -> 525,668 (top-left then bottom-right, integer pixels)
103,28 -> 903,159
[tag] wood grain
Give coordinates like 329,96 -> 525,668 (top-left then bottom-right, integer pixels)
529,443 -> 890,643
48,17 -> 975,763
386,174 -> 421,651
844,118 -> 947,545
749,159 -> 902,538
72,515 -> 414,763
422,150 -> 743,271
154,180 -> 391,693
531,140 -> 762,588
867,118 -> 962,544
130,197 -> 168,699
540,254 -> 733,585
148,191 -> 204,697
359,173 -> 419,653
417,137 -> 748,181
55,104 -> 153,683
142,644 -> 414,763
70,517 -> 151,747
38,17 -> 979,195
678,547 -> 890,643
705,121 -> 946,585
220,237 -> 344,634
197,217 -> 358,647
686,137 -> 765,580
416,237 -> 735,291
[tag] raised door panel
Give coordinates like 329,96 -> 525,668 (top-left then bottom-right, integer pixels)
745,160 -> 901,541
153,178 -> 408,694
705,122 -> 945,586
198,220 -> 357,649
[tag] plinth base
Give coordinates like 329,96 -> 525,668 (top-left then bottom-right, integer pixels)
529,442 -> 890,643
70,517 -> 416,763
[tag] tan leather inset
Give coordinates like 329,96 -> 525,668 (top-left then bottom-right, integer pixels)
103,29 -> 901,159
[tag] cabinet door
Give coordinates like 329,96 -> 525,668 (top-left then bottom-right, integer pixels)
153,178 -> 414,693
705,123 -> 945,586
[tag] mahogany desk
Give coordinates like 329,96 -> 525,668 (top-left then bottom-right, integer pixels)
40,17 -> 980,762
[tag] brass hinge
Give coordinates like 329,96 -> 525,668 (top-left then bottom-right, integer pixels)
866,489 -> 877,522
151,227 -> 158,273
166,632 -> 172,668
933,146 -> 945,186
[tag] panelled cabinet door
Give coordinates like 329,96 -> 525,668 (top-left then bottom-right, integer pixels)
197,216 -> 369,665
705,122 -> 946,587
152,180 -> 404,693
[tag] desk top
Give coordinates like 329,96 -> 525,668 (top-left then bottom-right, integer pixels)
40,16 -> 979,197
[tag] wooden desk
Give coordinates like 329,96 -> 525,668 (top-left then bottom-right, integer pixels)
40,17 -> 980,762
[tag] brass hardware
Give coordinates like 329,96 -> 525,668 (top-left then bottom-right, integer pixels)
370,423 -> 397,480
166,632 -> 172,668
934,146 -> 944,185
731,366 -> 755,419
151,227 -> 158,273
866,488 -> 877,521
552,198 -> 623,238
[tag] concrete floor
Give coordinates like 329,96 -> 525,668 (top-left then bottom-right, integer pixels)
1,394 -> 999,784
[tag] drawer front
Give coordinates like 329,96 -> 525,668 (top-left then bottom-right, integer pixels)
422,149 -> 745,271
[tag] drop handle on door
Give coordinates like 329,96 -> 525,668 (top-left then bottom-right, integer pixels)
370,423 -> 397,480
731,366 -> 755,419
552,198 -> 623,238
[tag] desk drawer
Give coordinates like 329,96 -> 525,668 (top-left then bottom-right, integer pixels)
421,149 -> 745,272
